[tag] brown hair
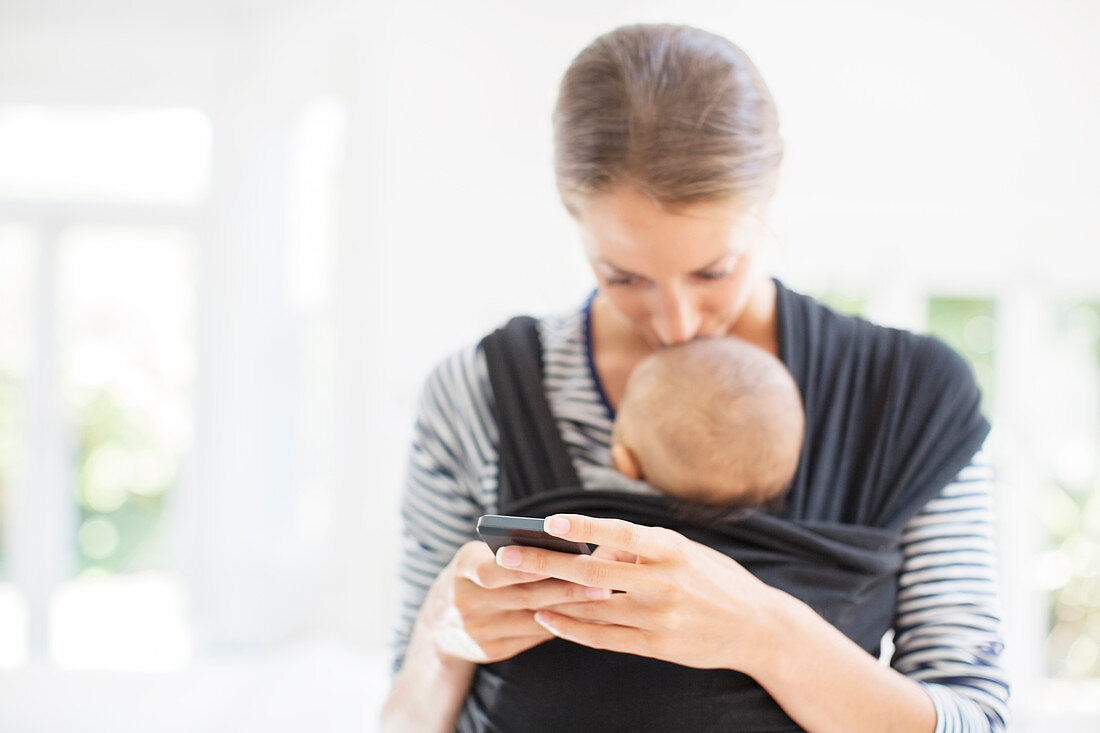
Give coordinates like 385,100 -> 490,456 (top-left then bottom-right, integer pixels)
553,24 -> 783,215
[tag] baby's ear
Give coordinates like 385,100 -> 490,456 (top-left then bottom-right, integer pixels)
611,443 -> 643,480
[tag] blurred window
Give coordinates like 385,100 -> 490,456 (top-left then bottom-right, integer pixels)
0,102 -> 208,671
0,224 -> 35,579
927,295 -> 1100,683
0,106 -> 211,204
1045,301 -> 1100,678
818,291 -> 868,318
0,224 -> 34,668
57,226 -> 195,576
928,296 -> 996,412
43,226 -> 195,670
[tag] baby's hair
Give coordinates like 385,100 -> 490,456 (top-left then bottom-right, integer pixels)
613,337 -> 804,506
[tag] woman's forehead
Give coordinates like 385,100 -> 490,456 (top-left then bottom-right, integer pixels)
577,187 -> 759,270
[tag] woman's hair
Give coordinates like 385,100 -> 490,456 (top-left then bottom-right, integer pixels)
553,24 -> 783,214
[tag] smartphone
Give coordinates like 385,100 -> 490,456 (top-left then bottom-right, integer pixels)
476,514 -> 594,555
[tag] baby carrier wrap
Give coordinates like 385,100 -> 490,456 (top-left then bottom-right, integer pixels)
457,281 -> 990,732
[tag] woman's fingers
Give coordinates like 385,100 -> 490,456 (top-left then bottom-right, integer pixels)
540,595 -> 633,625
455,540 -> 551,588
543,514 -> 676,561
590,544 -> 639,564
464,609 -> 556,639
492,514 -> 681,591
429,542 -> 567,665
487,577 -> 615,611
533,610 -> 646,656
495,544 -> 641,593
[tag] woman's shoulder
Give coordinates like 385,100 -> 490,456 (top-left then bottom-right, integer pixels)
419,339 -> 489,405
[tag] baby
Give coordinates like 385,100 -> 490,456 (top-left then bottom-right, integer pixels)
610,336 -> 804,513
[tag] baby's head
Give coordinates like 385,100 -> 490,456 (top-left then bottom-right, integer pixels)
610,337 -> 804,509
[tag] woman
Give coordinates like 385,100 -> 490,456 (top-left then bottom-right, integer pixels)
382,24 -> 1010,732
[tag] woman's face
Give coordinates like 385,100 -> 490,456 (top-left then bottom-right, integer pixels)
573,185 -> 771,349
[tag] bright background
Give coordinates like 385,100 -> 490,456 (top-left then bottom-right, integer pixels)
0,0 -> 1097,731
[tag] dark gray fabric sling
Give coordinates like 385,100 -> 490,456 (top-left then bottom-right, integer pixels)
457,280 -> 990,733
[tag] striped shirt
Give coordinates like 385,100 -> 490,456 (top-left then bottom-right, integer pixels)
391,305 -> 1011,732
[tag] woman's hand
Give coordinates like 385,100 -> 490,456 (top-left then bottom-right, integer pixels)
495,514 -> 789,675
419,539 -> 620,665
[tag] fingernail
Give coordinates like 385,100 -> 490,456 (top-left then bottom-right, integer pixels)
497,547 -> 521,567
546,516 -> 570,535
586,586 -> 612,600
534,611 -> 557,633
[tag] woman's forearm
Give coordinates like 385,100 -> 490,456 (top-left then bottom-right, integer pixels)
380,621 -> 477,733
751,590 -> 936,733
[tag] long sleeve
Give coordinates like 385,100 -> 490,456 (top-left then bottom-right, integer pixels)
891,448 -> 1011,731
389,345 -> 499,677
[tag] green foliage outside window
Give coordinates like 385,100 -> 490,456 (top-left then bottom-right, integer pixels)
818,291 -> 867,318
1045,302 -> 1100,678
59,228 -> 194,579
927,297 -> 996,414
74,387 -> 173,576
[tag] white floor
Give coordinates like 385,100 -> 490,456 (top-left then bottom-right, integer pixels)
0,637 -> 391,733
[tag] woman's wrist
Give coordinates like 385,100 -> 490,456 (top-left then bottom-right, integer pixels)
738,588 -> 938,733
382,581 -> 478,732
740,585 -> 810,682
383,625 -> 476,733
409,582 -> 478,673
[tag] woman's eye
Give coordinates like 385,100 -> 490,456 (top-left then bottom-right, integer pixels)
695,270 -> 731,281
606,275 -> 639,286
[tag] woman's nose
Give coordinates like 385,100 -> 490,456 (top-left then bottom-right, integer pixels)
652,290 -> 700,346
